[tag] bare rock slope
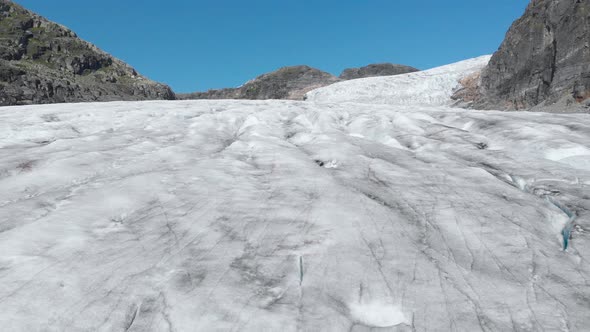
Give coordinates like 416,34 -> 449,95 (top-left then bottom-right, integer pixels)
0,0 -> 174,106
476,0 -> 590,112
339,63 -> 418,80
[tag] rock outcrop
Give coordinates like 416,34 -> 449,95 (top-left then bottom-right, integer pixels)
475,0 -> 590,111
0,0 -> 174,106
339,63 -> 418,80
179,65 -> 341,101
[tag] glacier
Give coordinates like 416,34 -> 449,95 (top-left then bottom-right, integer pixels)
0,57 -> 589,331
306,55 -> 491,106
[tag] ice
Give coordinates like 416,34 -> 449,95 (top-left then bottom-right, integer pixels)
0,58 -> 589,331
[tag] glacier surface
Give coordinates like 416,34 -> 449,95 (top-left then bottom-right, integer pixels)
0,58 -> 589,331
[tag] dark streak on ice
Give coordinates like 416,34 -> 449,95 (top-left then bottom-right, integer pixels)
299,255 -> 304,286
124,303 -> 140,332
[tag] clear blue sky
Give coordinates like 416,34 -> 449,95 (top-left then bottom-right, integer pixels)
16,0 -> 529,93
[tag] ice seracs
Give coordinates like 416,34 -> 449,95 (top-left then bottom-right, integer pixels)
305,55 -> 491,106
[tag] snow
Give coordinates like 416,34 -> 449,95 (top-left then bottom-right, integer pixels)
545,145 -> 590,170
0,57 -> 589,331
350,301 -> 409,327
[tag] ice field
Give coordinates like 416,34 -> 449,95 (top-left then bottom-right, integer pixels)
1,58 -> 589,331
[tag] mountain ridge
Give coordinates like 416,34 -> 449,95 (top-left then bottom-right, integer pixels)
179,62 -> 419,101
179,65 -> 340,101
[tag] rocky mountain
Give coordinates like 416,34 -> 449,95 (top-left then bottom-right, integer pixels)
473,0 -> 590,112
339,63 -> 418,80
181,63 -> 419,101
179,65 -> 341,101
0,0 -> 174,106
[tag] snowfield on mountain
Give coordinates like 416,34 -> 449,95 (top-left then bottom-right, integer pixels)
0,57 -> 589,331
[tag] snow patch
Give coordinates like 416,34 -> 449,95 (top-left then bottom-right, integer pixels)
324,160 -> 339,169
545,146 -> 590,170
546,146 -> 590,161
350,301 -> 409,327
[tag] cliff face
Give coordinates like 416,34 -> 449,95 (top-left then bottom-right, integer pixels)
477,0 -> 590,111
339,63 -> 418,80
0,0 -> 174,106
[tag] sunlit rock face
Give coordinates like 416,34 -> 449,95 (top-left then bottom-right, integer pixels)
477,0 -> 590,112
0,57 -> 589,331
